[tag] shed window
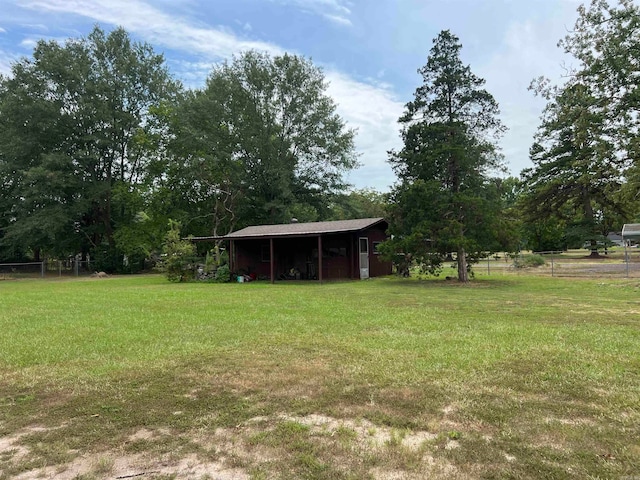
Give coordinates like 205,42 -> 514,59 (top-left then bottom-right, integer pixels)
359,238 -> 368,254
373,241 -> 382,254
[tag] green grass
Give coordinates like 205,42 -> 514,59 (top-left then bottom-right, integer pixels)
1,274 -> 639,479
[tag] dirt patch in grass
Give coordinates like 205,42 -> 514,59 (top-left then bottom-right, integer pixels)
9,451 -> 248,480
2,413 -> 466,480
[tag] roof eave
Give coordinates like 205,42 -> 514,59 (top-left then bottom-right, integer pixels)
188,218 -> 389,242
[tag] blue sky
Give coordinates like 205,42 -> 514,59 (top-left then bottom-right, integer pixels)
0,0 -> 585,190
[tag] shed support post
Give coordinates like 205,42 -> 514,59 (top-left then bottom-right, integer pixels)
352,234 -> 358,279
270,238 -> 275,284
318,235 -> 323,283
230,240 -> 235,275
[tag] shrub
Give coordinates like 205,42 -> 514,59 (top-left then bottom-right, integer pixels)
513,254 -> 546,268
215,264 -> 231,283
156,221 -> 196,282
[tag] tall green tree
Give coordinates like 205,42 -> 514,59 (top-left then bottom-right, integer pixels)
386,30 -> 507,282
522,0 -> 639,252
0,39 -> 89,261
0,26 -> 179,268
522,81 -> 624,255
560,0 -> 640,165
162,51 -> 358,246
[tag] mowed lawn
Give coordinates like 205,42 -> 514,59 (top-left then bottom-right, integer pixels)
0,275 -> 638,479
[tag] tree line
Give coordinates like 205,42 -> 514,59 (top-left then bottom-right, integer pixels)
0,27 -> 369,271
1,0 -> 639,280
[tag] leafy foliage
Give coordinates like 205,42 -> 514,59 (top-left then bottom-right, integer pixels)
162,51 -> 358,239
0,26 -> 179,267
328,188 -> 388,220
0,30 -> 358,267
512,253 -> 546,269
214,264 -> 231,283
156,221 -> 196,282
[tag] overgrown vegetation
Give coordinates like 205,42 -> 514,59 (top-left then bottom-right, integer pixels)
1,275 -> 638,478
513,253 -> 546,268
156,220 -> 196,282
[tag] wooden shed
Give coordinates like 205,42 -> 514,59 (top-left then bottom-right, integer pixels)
197,218 -> 392,283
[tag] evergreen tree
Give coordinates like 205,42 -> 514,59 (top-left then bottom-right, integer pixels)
522,0 -> 639,250
523,81 -> 624,255
386,30 -> 507,282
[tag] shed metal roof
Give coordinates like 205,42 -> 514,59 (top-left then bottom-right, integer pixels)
190,218 -> 387,241
622,223 -> 640,239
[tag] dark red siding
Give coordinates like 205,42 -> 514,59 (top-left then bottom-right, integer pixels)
235,236 -> 320,279
230,222 -> 391,280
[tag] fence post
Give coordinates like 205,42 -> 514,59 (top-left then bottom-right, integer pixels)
487,256 -> 490,276
551,252 -> 554,277
624,243 -> 629,278
41,261 -> 45,278
75,258 -> 79,276
59,260 -> 62,277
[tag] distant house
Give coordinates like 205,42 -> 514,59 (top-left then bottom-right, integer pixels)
193,218 -> 392,282
607,232 -> 625,247
622,224 -> 640,246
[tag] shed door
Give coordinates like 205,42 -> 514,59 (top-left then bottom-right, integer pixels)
359,237 -> 369,279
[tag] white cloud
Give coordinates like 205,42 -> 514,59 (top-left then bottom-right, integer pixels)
322,13 -> 352,27
477,16 -> 577,177
18,0 -> 284,59
0,27 -> 7,33
270,0 -> 353,27
325,70 -> 404,190
19,34 -> 82,50
167,59 -> 214,89
18,23 -> 48,31
19,38 -> 37,49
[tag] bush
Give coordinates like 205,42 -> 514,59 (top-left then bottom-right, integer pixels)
215,264 -> 231,282
156,221 -> 196,282
513,254 -> 546,268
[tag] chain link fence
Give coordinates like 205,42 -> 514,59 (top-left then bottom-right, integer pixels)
476,249 -> 640,278
0,262 -> 45,279
4,249 -> 640,280
0,259 -> 94,279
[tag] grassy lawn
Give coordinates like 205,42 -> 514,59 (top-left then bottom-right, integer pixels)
0,274 -> 639,479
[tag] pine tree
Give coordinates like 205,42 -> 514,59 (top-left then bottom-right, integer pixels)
387,30 -> 507,282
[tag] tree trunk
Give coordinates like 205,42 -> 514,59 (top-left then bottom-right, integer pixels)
457,245 -> 468,282
583,194 -> 600,258
588,240 -> 602,258
104,193 -> 115,250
